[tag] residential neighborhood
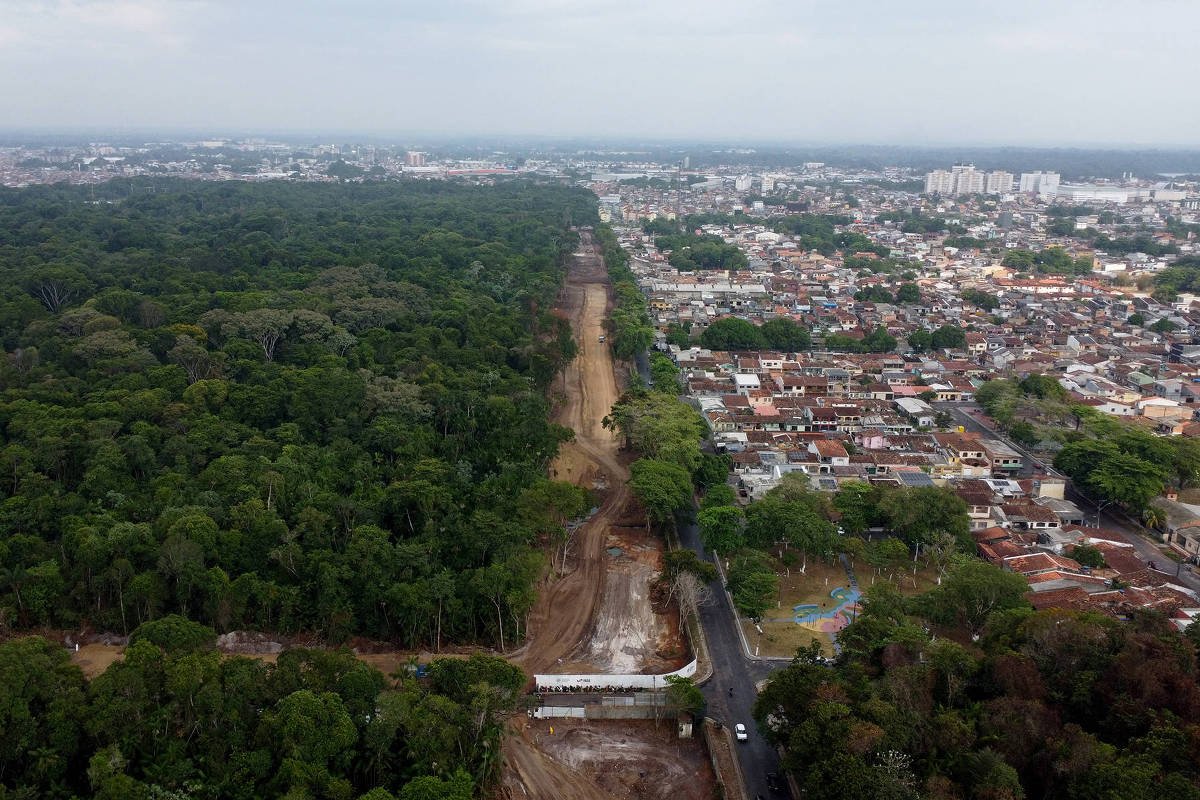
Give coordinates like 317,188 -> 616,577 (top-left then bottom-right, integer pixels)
596,163 -> 1200,637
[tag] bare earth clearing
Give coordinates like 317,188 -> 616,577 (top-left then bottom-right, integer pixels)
500,234 -> 700,799
510,234 -> 684,677
63,634 -> 472,679
501,718 -> 715,800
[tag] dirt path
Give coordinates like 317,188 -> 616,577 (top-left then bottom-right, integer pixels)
509,234 -> 632,675
64,641 -> 470,680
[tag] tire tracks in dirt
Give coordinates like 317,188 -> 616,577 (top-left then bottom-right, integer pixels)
509,232 -> 628,676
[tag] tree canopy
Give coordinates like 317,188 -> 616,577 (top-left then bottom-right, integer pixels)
0,178 -> 596,651
1001,246 -> 1093,275
0,632 -> 521,799
700,317 -> 767,351
655,233 -> 748,271
755,569 -> 1200,800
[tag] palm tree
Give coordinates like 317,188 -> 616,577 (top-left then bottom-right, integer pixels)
1142,505 -> 1165,532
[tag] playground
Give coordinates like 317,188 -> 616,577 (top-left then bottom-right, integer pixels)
737,547 -> 950,659
740,556 -> 859,659
791,585 -> 862,631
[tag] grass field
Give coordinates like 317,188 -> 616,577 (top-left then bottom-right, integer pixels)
741,554 -> 850,659
852,560 -> 943,596
734,549 -> 945,659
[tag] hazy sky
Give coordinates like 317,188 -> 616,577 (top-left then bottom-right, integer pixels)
1,0 -> 1197,145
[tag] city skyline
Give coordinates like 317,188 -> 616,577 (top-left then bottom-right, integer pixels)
1,0 -> 1198,146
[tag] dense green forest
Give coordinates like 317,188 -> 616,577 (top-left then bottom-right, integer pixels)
0,178 -> 598,647
2,618 -> 523,799
756,577 -> 1200,800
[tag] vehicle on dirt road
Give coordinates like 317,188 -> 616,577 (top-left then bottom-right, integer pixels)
735,723 -> 748,741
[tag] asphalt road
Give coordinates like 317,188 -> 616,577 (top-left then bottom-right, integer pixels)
935,402 -> 1038,477
678,512 -> 791,799
625,347 -> 789,795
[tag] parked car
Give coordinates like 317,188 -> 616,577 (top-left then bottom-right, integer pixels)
735,723 -> 748,741
598,335 -> 605,343
766,772 -> 782,792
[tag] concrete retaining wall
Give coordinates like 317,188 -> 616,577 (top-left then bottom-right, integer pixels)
531,701 -> 665,720
532,706 -> 586,719
534,658 -> 697,691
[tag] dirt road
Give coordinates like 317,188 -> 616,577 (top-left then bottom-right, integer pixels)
510,232 -> 686,677
509,234 -> 631,675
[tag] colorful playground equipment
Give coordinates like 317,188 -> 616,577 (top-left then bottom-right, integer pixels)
792,586 -> 862,633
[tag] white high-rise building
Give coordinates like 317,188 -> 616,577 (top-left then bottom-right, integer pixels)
986,171 -> 1014,194
760,175 -> 775,193
951,164 -> 984,195
734,174 -> 752,192
927,165 -> 1013,196
1019,171 -> 1061,197
925,170 -> 954,194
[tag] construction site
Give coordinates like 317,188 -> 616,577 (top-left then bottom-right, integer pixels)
500,232 -> 717,799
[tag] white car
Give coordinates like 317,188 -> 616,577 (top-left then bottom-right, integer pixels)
735,723 -> 748,741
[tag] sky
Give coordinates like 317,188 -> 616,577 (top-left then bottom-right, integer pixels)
1,0 -> 1198,146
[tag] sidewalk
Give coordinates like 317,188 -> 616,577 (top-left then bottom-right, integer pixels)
703,718 -> 748,800
712,551 -> 795,663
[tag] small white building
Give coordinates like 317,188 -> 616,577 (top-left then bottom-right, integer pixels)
733,373 -> 760,395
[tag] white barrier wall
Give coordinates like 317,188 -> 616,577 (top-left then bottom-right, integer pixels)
535,659 -> 697,691
533,706 -> 586,719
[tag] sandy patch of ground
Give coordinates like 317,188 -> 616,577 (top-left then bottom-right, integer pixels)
70,643 -> 126,678
512,232 -> 686,677
500,717 -> 716,800
558,527 -> 688,675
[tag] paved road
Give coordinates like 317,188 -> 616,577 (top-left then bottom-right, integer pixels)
934,402 -> 1038,477
633,349 -> 652,385
678,512 -> 791,799
1063,483 -> 1200,592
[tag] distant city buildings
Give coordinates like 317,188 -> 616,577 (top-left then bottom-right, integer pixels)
925,170 -> 954,194
925,164 -> 1011,196
986,171 -> 1015,194
405,151 -> 426,167
1019,171 -> 1061,197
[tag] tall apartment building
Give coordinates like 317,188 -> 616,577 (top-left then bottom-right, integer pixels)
734,174 -> 753,192
925,164 -> 1009,196
760,175 -> 775,193
405,151 -> 426,167
926,170 -> 954,194
1019,171 -> 1061,197
985,171 -> 1014,194
952,165 -> 985,195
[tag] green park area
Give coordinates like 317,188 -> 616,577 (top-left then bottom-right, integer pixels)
738,548 -> 947,659
699,475 -> 977,660
740,555 -> 849,658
